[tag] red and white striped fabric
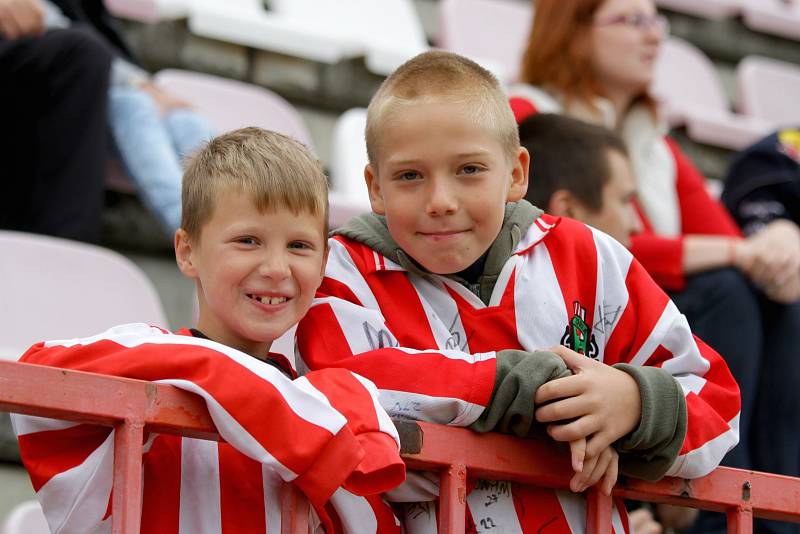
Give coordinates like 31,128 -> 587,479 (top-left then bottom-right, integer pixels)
11,323 -> 405,533
297,214 -> 741,533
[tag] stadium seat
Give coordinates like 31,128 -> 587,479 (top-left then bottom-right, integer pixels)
188,0 -> 364,65
329,108 -> 371,228
438,0 -> 533,84
654,0 -> 740,20
0,231 -> 167,360
651,37 -> 773,150
104,0 -> 192,23
741,0 -> 800,41
737,55 -> 800,127
152,69 -> 314,148
0,500 -> 48,534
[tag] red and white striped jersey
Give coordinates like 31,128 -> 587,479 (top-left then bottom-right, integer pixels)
11,323 -> 406,534
297,213 -> 741,533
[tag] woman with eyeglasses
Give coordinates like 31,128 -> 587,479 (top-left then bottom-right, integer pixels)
509,2 -> 800,533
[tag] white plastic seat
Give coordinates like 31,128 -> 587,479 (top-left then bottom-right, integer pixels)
742,0 -> 800,41
438,0 -> 533,84
654,0 -> 740,19
188,0 -> 364,65
651,37 -> 772,150
737,55 -> 800,127
329,108 -> 371,229
1,500 -> 49,534
104,0 -> 192,23
152,69 -> 314,149
0,231 -> 167,361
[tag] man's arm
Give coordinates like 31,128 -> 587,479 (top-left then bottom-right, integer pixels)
0,0 -> 44,39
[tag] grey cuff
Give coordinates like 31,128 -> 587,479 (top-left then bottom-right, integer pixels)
470,349 -> 570,437
613,363 -> 687,481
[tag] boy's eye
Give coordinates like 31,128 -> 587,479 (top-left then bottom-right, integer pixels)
460,165 -> 483,175
237,236 -> 258,245
289,241 -> 312,250
396,171 -> 421,181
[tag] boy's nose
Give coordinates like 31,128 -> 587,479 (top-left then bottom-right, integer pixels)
426,179 -> 458,216
258,252 -> 291,280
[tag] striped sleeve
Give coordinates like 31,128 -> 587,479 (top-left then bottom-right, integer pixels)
594,230 -> 740,478
13,323 -> 404,532
296,238 -> 497,428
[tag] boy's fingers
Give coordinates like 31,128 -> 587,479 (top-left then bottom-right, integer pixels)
534,375 -> 584,404
547,417 -> 598,443
568,438 -> 586,474
547,345 -> 591,372
535,395 -> 589,423
602,452 -> 619,496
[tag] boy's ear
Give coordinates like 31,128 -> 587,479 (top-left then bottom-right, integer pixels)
174,229 -> 198,279
547,189 -> 576,217
506,146 -> 530,202
364,163 -> 386,215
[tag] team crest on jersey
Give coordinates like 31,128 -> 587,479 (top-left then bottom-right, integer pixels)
561,301 -> 599,359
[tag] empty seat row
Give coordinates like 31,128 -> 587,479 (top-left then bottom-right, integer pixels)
655,0 -> 800,40
653,37 -> 800,150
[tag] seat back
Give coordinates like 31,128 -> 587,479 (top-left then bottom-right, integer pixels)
328,108 -> 371,228
438,0 -> 533,83
651,37 -> 730,125
152,69 -> 314,149
1,500 -> 49,534
0,231 -> 167,360
738,56 -> 800,126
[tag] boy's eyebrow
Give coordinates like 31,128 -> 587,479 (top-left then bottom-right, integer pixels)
386,150 -> 495,166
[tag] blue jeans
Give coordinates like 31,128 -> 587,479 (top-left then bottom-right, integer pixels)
108,85 -> 215,233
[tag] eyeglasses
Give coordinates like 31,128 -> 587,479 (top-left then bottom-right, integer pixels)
594,13 -> 670,33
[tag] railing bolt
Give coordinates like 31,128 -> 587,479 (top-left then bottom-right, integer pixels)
742,481 -> 751,501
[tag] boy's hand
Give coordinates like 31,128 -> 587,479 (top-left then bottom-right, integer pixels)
567,439 -> 618,495
534,345 -> 641,458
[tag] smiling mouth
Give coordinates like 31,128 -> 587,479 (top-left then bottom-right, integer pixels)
247,294 -> 289,305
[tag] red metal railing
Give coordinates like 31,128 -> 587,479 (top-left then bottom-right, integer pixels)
2,359 -> 800,533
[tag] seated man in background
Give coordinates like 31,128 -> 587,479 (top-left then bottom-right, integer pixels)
0,0 -> 111,242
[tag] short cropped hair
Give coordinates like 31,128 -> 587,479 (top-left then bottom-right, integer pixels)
519,113 -> 628,212
181,127 -> 328,238
366,50 -> 519,165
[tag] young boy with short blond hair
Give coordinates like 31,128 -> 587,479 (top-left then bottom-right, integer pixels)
297,52 -> 740,532
12,127 -> 405,533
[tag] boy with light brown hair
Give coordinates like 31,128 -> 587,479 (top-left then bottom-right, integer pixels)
296,52 -> 739,532
13,127 -> 405,533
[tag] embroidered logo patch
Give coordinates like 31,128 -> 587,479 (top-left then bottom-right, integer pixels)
561,300 -> 599,359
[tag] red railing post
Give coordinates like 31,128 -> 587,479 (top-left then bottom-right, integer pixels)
438,463 -> 467,534
112,418 -> 145,534
727,505 -> 754,534
586,488 -> 613,534
280,483 -> 310,534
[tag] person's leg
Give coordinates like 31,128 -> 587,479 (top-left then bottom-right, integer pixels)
0,28 -> 111,242
164,108 -> 215,161
751,299 -> 800,534
108,85 -> 184,234
670,269 -> 762,534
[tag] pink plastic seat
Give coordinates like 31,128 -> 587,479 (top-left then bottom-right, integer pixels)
654,0 -> 740,19
0,231 -> 167,360
742,0 -> 800,40
1,500 -> 49,534
438,0 -> 533,83
152,69 -> 314,149
651,37 -> 773,150
738,55 -> 800,127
